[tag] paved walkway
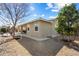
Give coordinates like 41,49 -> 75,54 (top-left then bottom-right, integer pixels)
17,36 -> 64,56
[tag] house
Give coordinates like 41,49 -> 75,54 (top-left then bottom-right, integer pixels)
16,17 -> 58,38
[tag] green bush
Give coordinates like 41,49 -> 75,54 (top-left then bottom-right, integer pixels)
0,28 -> 7,33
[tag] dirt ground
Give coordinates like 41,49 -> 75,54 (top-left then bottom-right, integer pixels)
57,40 -> 79,56
56,46 -> 79,56
0,39 -> 31,56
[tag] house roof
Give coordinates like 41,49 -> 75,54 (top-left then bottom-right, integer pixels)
17,17 -> 56,27
18,17 -> 52,26
26,17 -> 51,23
48,19 -> 56,22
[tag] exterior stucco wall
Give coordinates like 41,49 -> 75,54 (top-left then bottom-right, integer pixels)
26,20 -> 53,38
16,24 -> 27,32
16,19 -> 58,39
50,20 -> 59,37
40,21 -> 52,38
21,24 -> 27,31
17,26 -> 22,32
26,21 -> 42,38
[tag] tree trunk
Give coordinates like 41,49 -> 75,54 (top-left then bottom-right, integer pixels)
9,26 -> 16,39
12,26 -> 16,39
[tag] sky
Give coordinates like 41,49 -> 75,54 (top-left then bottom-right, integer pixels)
0,3 -> 79,26
21,3 -> 79,24
30,3 -> 79,19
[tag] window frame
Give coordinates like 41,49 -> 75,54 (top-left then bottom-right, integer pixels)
35,26 -> 39,31
27,27 -> 30,32
34,24 -> 39,32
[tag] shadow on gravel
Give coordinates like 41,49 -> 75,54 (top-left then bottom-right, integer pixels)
16,36 -> 64,56
65,41 -> 79,52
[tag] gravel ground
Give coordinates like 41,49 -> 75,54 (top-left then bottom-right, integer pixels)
0,39 -> 31,56
0,36 -> 13,44
56,46 -> 79,56
56,40 -> 79,56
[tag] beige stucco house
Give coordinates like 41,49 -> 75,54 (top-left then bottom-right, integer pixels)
16,17 -> 58,38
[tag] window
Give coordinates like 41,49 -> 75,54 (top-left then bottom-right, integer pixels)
27,27 -> 29,31
35,26 -> 38,31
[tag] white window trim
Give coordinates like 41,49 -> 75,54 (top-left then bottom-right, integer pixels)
34,24 -> 39,32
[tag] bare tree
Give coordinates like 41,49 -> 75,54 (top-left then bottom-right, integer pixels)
0,3 -> 30,38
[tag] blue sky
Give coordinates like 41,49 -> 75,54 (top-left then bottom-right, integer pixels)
30,3 -> 58,19
30,3 -> 79,19
28,3 -> 60,20
20,3 -> 79,25
0,3 -> 79,26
